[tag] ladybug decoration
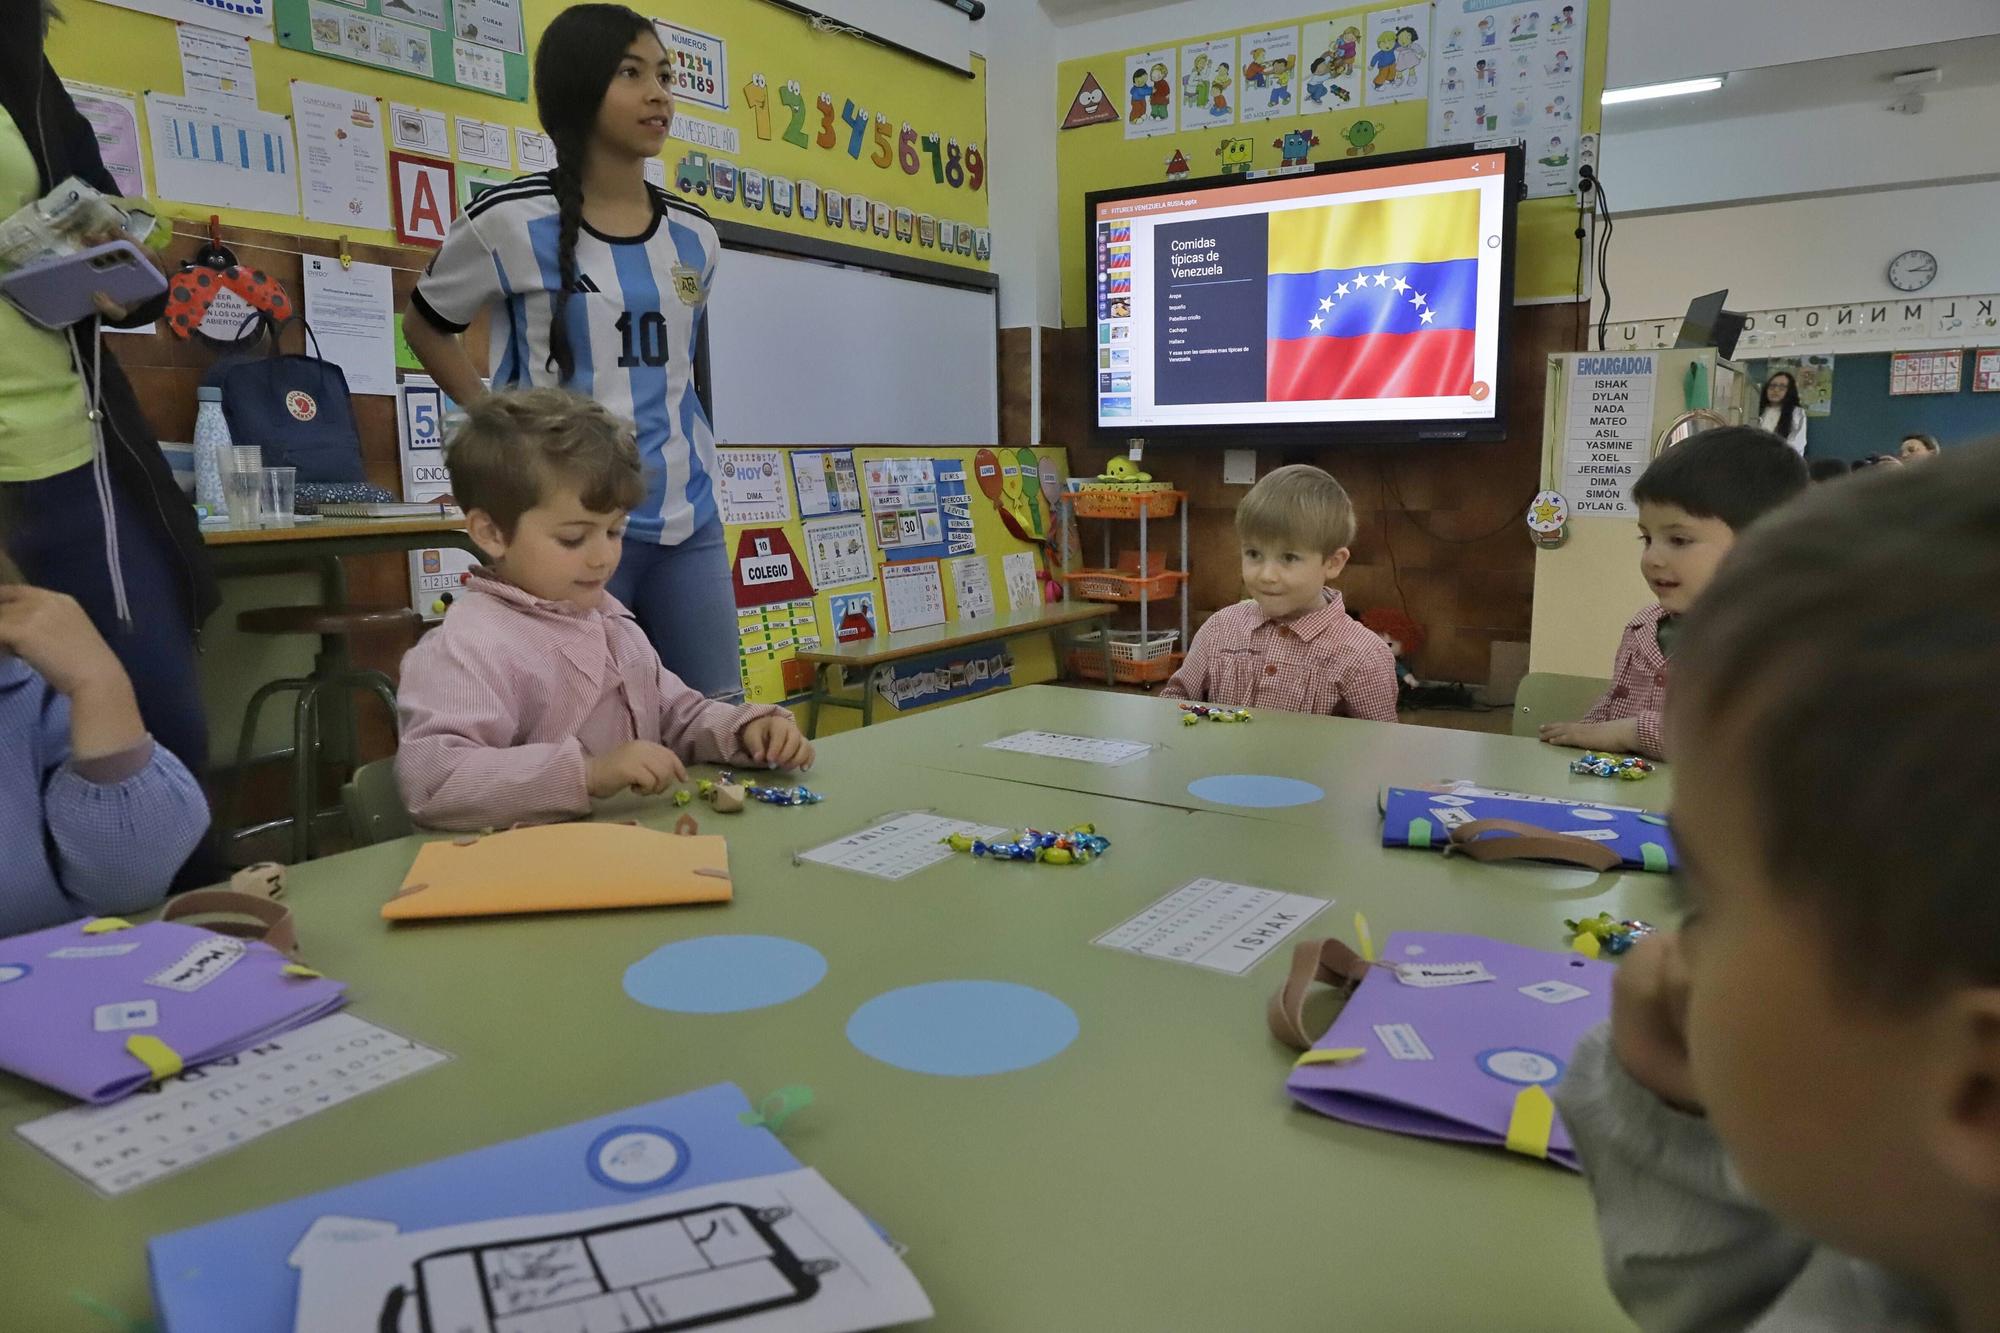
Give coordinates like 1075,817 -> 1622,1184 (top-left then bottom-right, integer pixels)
164,216 -> 294,343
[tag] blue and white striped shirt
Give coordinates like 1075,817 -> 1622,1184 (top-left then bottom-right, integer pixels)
411,174 -> 721,545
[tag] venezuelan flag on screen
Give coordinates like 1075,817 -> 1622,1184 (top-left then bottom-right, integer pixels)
1266,190 -> 1481,401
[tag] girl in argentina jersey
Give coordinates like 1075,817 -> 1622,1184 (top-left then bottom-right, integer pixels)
406,4 -> 739,698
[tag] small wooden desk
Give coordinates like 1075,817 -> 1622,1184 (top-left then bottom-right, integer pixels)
795,599 -> 1114,734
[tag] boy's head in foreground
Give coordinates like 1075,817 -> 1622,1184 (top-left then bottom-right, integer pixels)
1235,464 -> 1356,620
1663,441 -> 2000,1304
448,388 -> 645,612
1628,426 -> 1808,615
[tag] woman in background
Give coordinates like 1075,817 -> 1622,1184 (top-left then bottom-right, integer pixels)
1756,371 -> 1807,455
2,0 -> 220,886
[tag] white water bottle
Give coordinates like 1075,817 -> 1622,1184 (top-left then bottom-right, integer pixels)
193,386 -> 231,518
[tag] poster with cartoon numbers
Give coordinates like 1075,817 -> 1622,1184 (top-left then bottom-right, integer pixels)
1429,0 -> 1586,199
1237,28 -> 1300,124
1363,5 -> 1430,106
1122,49 -> 1178,138
1176,37 -> 1236,131
1298,18 -> 1363,117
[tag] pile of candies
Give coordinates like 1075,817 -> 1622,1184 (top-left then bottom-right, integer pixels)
1565,912 -> 1656,957
1569,752 -> 1654,781
943,823 -> 1111,866
1180,703 -> 1252,725
714,772 -> 823,806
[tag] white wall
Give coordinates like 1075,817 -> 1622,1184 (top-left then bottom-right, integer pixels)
1603,83 -> 2000,213
981,2 -> 1061,330
1055,0 -> 1337,59
1608,0 -> 2000,86
1591,178 -> 2000,325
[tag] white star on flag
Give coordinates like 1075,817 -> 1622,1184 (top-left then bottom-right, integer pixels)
1308,314 -> 1325,331
1391,277 -> 1409,293
1419,308 -> 1435,324
1318,296 -> 1334,312
1410,291 -> 1427,307
1373,271 -> 1391,286
1334,282 -> 1350,297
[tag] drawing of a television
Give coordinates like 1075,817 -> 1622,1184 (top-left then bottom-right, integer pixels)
380,1202 -> 834,1333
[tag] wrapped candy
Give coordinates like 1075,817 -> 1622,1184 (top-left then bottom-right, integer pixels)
746,784 -> 823,806
1569,751 -> 1654,781
942,823 -> 1112,866
1564,912 -> 1656,957
1179,703 -> 1252,724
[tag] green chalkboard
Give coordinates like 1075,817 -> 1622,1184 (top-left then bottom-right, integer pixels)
276,0 -> 529,102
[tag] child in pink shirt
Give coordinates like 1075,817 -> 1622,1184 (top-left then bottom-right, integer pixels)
396,389 -> 811,830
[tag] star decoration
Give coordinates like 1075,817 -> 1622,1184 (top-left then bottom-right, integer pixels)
1411,291 -> 1427,307
1391,277 -> 1409,293
1318,296 -> 1335,311
1419,308 -> 1435,324
1334,281 -> 1351,297
1373,271 -> 1391,286
1308,314 -> 1325,331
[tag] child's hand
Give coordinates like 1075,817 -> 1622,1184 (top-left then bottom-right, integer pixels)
0,586 -> 127,697
585,741 -> 687,798
741,715 -> 814,770
1539,717 -> 1640,751
1610,931 -> 1703,1113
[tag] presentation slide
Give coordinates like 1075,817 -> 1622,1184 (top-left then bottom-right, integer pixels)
1092,151 -> 1512,431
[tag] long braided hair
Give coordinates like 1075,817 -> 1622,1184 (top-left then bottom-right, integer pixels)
532,4 -> 654,383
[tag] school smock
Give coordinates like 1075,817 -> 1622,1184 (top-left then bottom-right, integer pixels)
410,175 -> 721,546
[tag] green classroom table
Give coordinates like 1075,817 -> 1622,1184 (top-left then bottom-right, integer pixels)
0,693 -> 1675,1331
833,683 -> 1672,828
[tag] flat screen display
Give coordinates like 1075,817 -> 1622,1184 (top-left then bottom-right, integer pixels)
1087,144 -> 1520,440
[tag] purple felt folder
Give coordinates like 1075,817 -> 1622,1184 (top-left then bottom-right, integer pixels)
1283,931 -> 1614,1170
0,917 -> 346,1104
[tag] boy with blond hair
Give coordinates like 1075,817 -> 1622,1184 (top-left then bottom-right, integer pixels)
396,389 -> 810,830
1555,442 -> 2000,1331
1160,464 -> 1397,721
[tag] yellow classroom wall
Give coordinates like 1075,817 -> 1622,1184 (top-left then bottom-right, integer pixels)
47,0 -> 989,271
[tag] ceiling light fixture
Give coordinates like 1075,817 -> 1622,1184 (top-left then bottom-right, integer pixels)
1601,75 -> 1726,106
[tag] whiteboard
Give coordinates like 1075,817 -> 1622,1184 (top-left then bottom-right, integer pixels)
803,0 -> 976,74
708,249 -> 997,447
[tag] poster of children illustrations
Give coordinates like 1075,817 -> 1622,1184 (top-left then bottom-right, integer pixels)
1177,36 -> 1236,130
1364,5 -> 1430,106
1428,0 -> 1587,198
1123,49 -> 1178,138
1298,18 -> 1363,116
1238,27 -> 1300,123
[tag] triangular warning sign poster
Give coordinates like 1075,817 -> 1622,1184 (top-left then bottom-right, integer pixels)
1062,73 -> 1121,129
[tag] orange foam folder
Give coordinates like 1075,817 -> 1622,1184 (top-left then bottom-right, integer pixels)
383,823 -> 733,921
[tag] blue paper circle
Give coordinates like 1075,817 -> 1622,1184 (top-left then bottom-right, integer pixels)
1477,1047 -> 1566,1086
847,981 -> 1079,1077
0,964 -> 27,985
1187,774 -> 1326,808
586,1125 -> 689,1192
623,936 -> 827,1014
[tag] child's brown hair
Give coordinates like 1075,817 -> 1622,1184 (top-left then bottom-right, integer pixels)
444,387 -> 644,535
1235,463 -> 1357,554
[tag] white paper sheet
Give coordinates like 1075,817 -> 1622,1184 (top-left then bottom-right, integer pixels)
879,561 -> 944,632
514,127 -> 556,171
1428,0 -> 1588,198
103,0 -> 272,42
451,39 -> 508,95
801,516 -> 871,590
455,0 -> 524,54
380,0 -> 444,30
178,26 -> 257,106
716,449 -> 793,525
453,115 -> 514,170
292,82 -> 390,231
293,1167 -> 930,1333
984,730 -> 1152,766
398,376 -> 480,618
63,81 -> 148,199
146,92 -> 299,214
1561,353 -> 1655,517
948,555 -> 993,618
1094,878 -> 1331,975
789,450 -> 860,517
302,257 -> 396,396
798,813 -> 1007,881
15,1015 -> 447,1197
1002,550 -> 1039,611
387,102 -> 449,158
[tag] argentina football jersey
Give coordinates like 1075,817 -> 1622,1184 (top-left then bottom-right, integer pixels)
410,173 -> 721,545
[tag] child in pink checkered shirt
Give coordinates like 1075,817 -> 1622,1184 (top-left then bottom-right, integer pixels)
1160,464 -> 1397,721
1539,426 -> 1807,760
396,389 -> 811,831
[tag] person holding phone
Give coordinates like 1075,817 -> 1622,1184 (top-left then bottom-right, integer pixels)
1,0 -> 222,888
